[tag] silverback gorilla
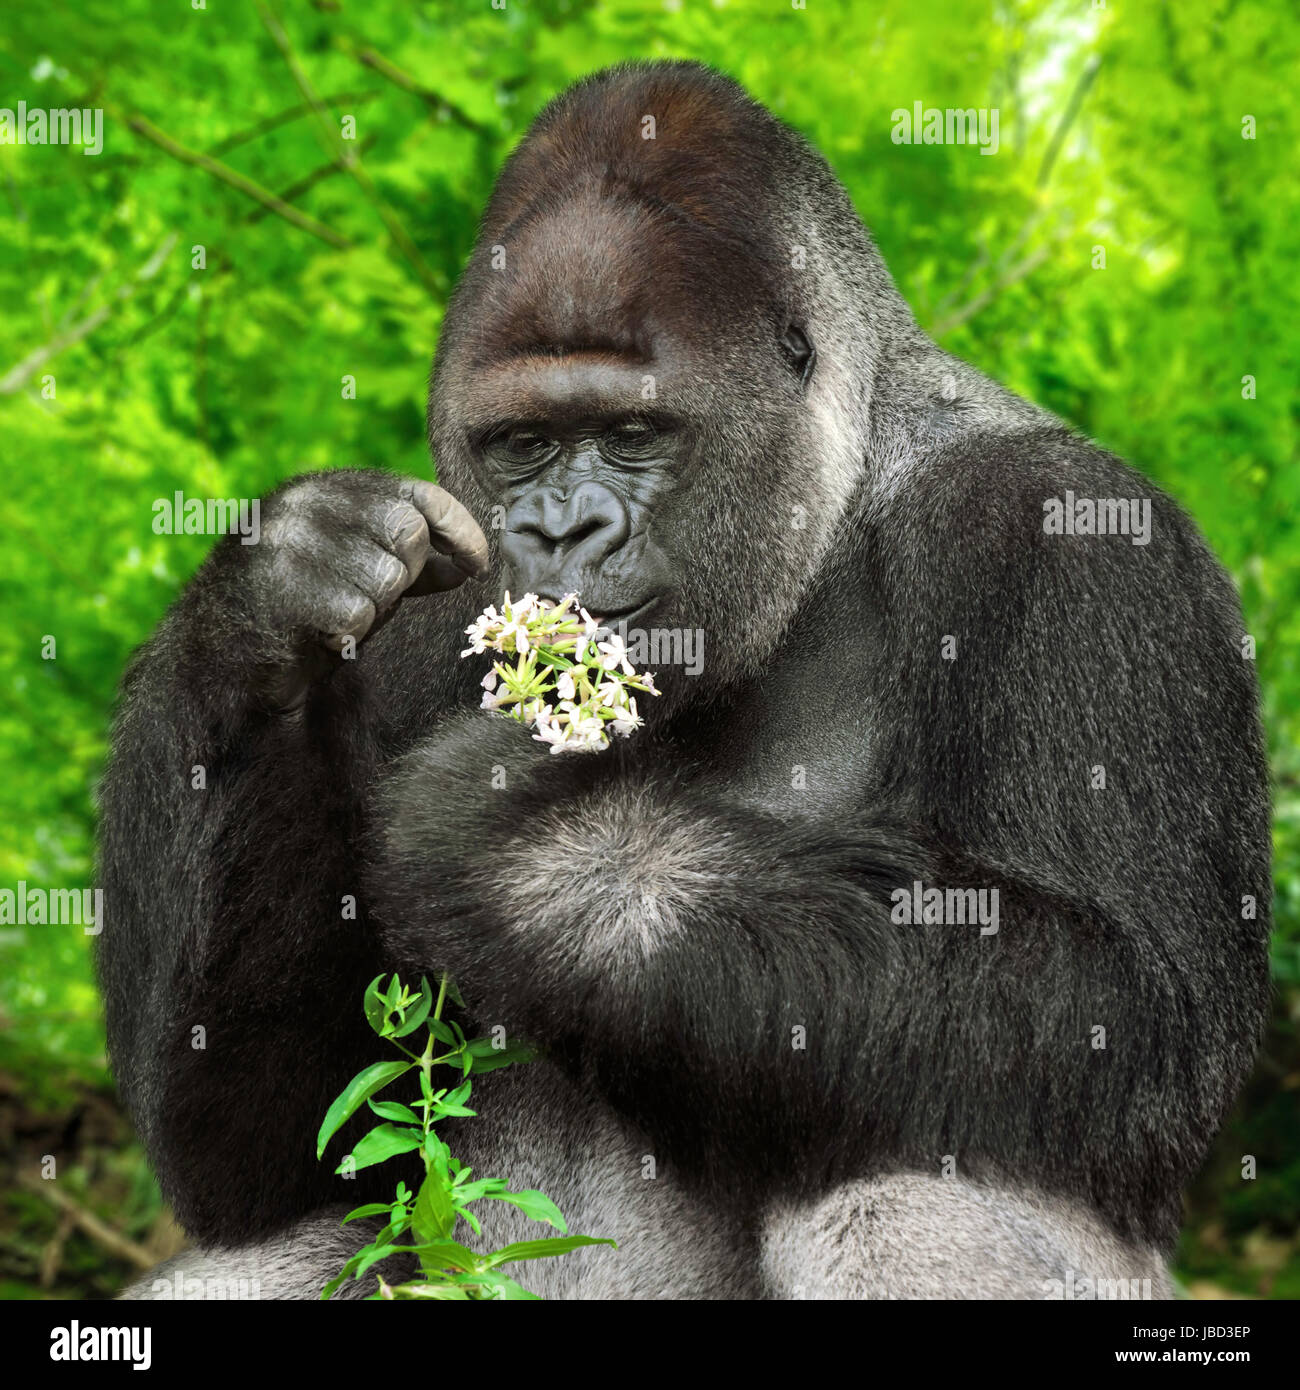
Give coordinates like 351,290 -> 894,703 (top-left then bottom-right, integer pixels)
101,61 -> 1270,1300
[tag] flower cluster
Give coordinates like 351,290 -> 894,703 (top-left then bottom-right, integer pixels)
461,592 -> 659,753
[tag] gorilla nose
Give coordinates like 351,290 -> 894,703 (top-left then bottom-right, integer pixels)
501,483 -> 628,589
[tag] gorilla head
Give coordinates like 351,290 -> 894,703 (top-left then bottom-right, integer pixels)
429,61 -> 916,691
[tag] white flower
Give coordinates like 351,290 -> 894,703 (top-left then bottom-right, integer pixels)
461,604 -> 502,655
595,632 -> 634,675
611,698 -> 642,737
595,679 -> 625,708
463,592 -> 658,750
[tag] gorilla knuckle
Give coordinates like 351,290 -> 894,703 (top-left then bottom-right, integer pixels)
368,549 -> 409,599
325,590 -> 376,638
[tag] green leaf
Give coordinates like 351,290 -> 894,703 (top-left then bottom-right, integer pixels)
355,1243 -> 407,1279
412,1170 -> 457,1242
404,1239 -> 480,1272
369,1098 -> 421,1124
484,1189 -> 569,1232
340,1202 -> 398,1224
483,1235 -> 618,1269
320,1250 -> 364,1300
467,1040 -> 537,1073
452,1177 -> 507,1204
473,1272 -> 543,1300
363,974 -> 392,1035
316,1061 -> 412,1158
424,1131 -> 451,1170
391,976 -> 434,1037
337,1122 -> 422,1174
431,1100 -> 477,1118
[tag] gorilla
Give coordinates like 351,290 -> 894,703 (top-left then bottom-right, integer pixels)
100,61 -> 1270,1300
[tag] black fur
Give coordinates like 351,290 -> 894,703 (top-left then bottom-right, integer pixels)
98,61 -> 1270,1289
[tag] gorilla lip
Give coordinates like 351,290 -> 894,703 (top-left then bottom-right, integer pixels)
578,597 -> 660,630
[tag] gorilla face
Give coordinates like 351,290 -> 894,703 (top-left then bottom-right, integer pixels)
429,64 -> 875,694
476,386 -> 680,628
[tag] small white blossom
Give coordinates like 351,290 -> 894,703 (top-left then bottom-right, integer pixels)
595,633 -> 634,675
611,698 -> 643,737
462,592 -> 660,751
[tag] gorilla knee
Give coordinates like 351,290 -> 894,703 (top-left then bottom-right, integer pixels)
760,1175 -> 1173,1301
119,1209 -> 414,1301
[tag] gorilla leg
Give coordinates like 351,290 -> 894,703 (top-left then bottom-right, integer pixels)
760,1175 -> 1173,1300
120,1210 -> 414,1301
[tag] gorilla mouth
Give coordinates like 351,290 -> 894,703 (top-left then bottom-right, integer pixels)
533,594 -> 660,631
585,596 -> 660,630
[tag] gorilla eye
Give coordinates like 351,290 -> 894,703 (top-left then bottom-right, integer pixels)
603,419 -> 661,465
485,425 -> 556,473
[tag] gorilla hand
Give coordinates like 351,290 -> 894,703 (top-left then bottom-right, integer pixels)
205,469 -> 490,710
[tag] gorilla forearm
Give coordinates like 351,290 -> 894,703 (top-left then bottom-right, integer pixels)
371,735 -> 1229,1247
98,570 -> 393,1240
98,473 -> 489,1242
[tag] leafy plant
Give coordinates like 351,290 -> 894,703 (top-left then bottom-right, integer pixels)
316,973 -> 616,1300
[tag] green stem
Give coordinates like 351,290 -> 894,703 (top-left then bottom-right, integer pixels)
433,972 -> 450,1022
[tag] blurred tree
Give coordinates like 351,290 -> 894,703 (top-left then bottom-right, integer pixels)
0,0 -> 1294,1297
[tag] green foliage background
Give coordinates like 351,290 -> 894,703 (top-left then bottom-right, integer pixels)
0,0 -> 1295,1298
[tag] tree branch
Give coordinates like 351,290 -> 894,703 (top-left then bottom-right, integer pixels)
207,88 -> 381,156
123,111 -> 350,248
19,1174 -> 156,1273
350,46 -> 490,136
929,55 -> 1101,337
246,133 -> 379,223
930,244 -> 1053,337
0,233 -> 178,394
1036,55 -> 1101,189
255,0 -> 443,300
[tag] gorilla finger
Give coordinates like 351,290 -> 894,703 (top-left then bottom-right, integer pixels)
377,501 -> 432,585
406,481 -> 490,578
319,589 -> 377,651
311,535 -> 411,612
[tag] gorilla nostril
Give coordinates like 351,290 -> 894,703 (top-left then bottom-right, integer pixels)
558,517 -> 605,555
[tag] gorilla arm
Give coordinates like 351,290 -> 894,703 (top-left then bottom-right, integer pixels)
366,713 -> 1179,1247
97,471 -> 488,1245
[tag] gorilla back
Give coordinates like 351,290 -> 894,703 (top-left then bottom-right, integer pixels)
100,61 -> 1270,1300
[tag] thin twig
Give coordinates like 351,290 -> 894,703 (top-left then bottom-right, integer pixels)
39,1211 -> 77,1288
930,56 -> 1101,336
208,88 -> 381,156
124,110 -> 349,248
0,233 -> 178,394
247,133 -> 379,222
1036,56 -> 1101,189
930,244 -> 1053,336
352,47 -> 489,135
19,1174 -> 155,1272
255,0 -> 443,300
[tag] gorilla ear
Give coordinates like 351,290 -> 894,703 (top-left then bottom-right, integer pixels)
780,325 -> 817,390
